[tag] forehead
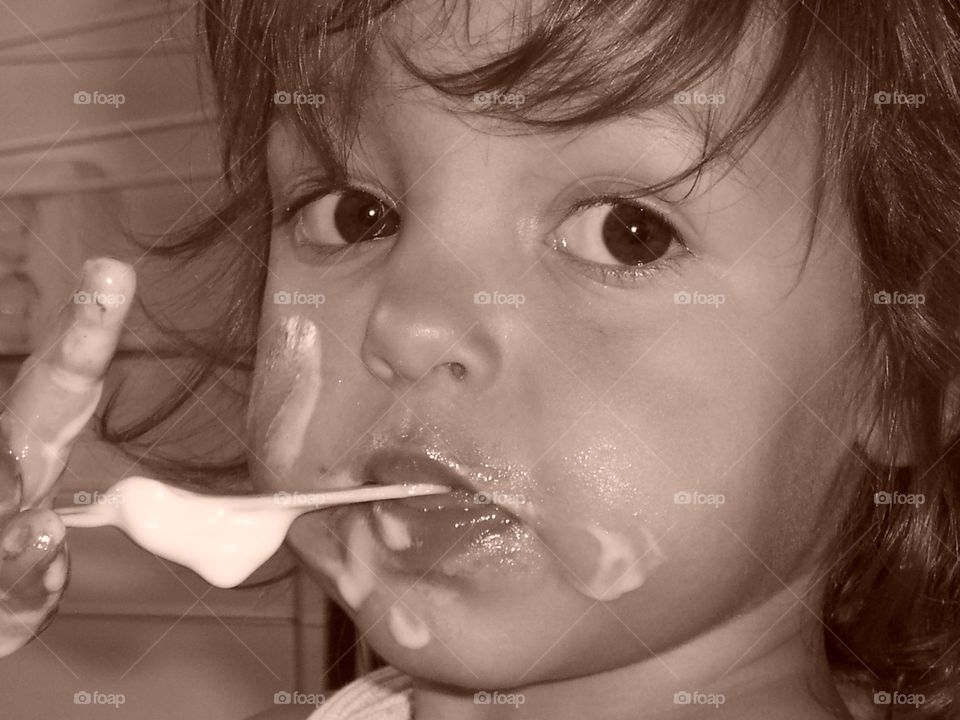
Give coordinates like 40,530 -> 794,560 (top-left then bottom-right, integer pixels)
307,0 -> 765,106
269,0 -> 808,184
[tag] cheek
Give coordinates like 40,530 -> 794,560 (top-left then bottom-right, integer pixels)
536,309 -> 856,597
506,333 -> 847,664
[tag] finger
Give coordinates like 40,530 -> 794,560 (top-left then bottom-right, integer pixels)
0,514 -> 66,658
0,258 -> 136,507
0,431 -> 21,524
0,509 -> 67,606
0,511 -> 67,660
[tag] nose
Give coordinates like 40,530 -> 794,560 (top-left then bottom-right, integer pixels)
360,233 -> 501,392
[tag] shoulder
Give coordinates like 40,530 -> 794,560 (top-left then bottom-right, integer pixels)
244,707 -> 314,720
245,667 -> 412,720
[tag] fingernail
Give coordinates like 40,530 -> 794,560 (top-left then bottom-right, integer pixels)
1,542 -> 66,606
71,258 -> 135,328
0,509 -> 64,561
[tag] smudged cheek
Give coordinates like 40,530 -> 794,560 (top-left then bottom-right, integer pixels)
514,414 -> 669,602
525,428 -> 781,654
247,315 -> 325,491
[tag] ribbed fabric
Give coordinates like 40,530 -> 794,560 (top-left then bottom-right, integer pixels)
309,666 -> 413,720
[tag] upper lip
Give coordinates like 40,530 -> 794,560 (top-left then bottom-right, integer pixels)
362,446 -> 479,495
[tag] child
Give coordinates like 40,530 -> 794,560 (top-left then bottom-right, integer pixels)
5,0 -> 960,718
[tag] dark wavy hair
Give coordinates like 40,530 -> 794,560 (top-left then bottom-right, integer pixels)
103,0 -> 960,714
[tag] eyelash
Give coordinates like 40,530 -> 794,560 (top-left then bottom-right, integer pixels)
275,183 -> 384,260
274,184 -> 335,226
549,193 -> 693,288
273,185 -> 692,287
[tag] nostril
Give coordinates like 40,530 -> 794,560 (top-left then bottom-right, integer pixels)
447,362 -> 467,380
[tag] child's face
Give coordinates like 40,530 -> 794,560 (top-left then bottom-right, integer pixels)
249,3 -> 864,688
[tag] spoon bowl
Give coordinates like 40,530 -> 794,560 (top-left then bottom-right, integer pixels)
57,476 -> 450,587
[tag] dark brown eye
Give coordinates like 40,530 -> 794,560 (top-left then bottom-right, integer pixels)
295,189 -> 400,247
600,203 -> 675,265
550,200 -> 686,285
333,189 -> 401,243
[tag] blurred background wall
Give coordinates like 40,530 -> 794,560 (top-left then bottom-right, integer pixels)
0,2 -> 339,717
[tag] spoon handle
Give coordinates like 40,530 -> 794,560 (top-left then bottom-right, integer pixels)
57,505 -> 115,528
277,482 -> 450,508
55,482 -> 451,528
224,482 -> 452,511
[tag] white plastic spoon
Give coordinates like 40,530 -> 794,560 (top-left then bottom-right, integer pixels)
56,476 -> 449,588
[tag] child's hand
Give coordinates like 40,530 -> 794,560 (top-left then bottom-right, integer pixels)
0,258 -> 135,657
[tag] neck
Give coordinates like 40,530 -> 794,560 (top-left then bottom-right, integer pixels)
412,576 -> 853,720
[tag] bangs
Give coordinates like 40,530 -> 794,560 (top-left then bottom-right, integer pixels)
204,0 -> 819,197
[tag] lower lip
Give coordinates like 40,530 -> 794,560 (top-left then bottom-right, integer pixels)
361,490 -> 534,577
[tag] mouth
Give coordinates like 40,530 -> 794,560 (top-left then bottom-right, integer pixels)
351,446 -> 534,577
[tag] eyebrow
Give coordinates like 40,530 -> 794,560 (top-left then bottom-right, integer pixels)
545,108 -> 750,189
269,92 -> 749,194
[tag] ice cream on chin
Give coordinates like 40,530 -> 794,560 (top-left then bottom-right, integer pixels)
315,490 -> 663,639
249,314 -> 663,645
388,602 -> 431,649
306,462 -> 664,632
304,512 -> 438,650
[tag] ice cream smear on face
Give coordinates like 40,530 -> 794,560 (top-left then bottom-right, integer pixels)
261,316 -> 322,476
313,514 -> 435,649
373,505 -> 412,551
562,524 -> 665,601
510,504 -> 666,601
388,603 -> 431,649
